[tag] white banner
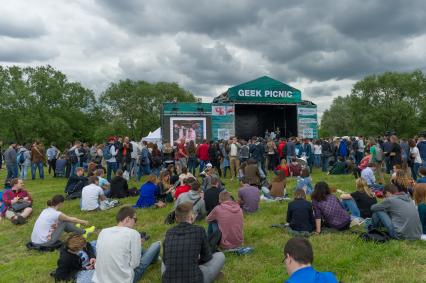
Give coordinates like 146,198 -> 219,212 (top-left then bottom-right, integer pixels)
298,107 -> 316,116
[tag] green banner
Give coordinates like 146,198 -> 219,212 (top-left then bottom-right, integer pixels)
227,76 -> 302,103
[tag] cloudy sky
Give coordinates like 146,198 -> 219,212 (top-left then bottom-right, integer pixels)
2,0 -> 426,115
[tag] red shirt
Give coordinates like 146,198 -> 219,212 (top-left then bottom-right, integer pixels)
275,164 -> 290,177
2,189 -> 32,209
197,144 -> 210,161
174,185 -> 191,199
278,142 -> 286,158
177,144 -> 187,158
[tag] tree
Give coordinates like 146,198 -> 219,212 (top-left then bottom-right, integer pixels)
100,80 -> 196,139
320,71 -> 426,137
0,65 -> 102,147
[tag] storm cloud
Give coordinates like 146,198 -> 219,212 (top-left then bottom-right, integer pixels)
2,0 -> 426,115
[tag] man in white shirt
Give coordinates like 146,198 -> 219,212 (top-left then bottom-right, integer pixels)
81,176 -> 106,211
93,206 -> 161,283
361,163 -> 384,191
229,137 -> 240,181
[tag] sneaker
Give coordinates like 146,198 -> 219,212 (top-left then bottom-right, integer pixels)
76,223 -> 81,229
350,218 -> 362,227
83,226 -> 96,239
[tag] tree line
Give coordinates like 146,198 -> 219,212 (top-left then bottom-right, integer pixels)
0,65 -> 195,148
320,70 -> 426,138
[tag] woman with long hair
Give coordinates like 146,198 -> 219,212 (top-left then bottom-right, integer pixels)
340,178 -> 377,219
413,183 -> 426,235
311,182 -> 351,233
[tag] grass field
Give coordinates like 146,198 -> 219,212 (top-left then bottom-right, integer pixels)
1,168 -> 426,283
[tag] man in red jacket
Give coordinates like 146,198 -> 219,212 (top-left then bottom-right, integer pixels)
2,178 -> 33,224
277,138 -> 287,162
196,139 -> 210,173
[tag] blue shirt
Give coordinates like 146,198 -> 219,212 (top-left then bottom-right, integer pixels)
417,177 -> 426,184
134,181 -> 159,208
285,266 -> 338,283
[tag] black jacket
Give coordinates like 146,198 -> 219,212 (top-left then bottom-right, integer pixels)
54,243 -> 95,281
110,176 -> 129,198
287,199 -> 315,232
204,186 -> 224,215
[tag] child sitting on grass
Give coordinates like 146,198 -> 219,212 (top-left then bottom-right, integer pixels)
296,168 -> 313,195
53,233 -> 96,283
286,190 -> 315,234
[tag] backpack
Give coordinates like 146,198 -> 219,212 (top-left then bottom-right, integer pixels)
17,151 -> 25,165
103,144 -> 112,160
67,149 -> 78,164
359,229 -> 390,243
375,145 -> 384,162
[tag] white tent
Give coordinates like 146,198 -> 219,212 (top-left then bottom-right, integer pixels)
141,127 -> 162,143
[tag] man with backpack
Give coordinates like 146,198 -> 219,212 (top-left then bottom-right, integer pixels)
137,141 -> 151,181
17,145 -> 31,180
67,141 -> 82,177
104,137 -> 118,182
47,144 -> 60,177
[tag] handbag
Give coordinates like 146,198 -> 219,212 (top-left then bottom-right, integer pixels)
12,201 -> 32,212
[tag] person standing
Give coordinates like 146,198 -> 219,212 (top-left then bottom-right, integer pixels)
229,137 -> 240,181
47,143 -> 60,177
31,142 -> 45,180
105,137 -> 118,182
4,142 -> 18,179
93,206 -> 161,283
197,139 -> 210,173
17,144 -> 31,180
417,135 -> 426,168
409,139 -> 423,180
285,138 -> 296,164
321,139 -> 333,172
177,138 -> 188,175
313,140 -> 322,168
119,137 -> 133,172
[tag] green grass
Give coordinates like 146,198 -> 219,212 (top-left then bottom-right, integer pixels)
1,168 -> 426,283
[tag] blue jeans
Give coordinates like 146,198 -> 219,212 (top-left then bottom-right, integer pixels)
321,156 -> 329,172
7,163 -> 18,179
257,161 -> 266,178
130,159 -> 137,178
371,183 -> 384,191
188,157 -> 197,175
19,164 -> 29,180
106,162 -> 118,181
31,162 -> 44,179
133,241 -> 161,283
70,163 -> 79,177
370,211 -> 396,238
341,199 -> 361,218
207,221 -> 219,238
199,160 -> 208,173
314,154 -> 321,168
412,163 -> 421,180
137,164 -> 152,181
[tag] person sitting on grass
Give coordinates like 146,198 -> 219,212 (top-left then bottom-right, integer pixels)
340,178 -> 377,219
267,170 -> 287,199
109,169 -> 129,199
283,237 -> 339,283
81,176 -> 107,211
289,157 -> 302,177
134,174 -> 165,208
52,233 -> 96,283
162,202 -> 225,283
296,168 -> 313,195
64,167 -> 87,198
175,181 -> 207,221
174,177 -> 194,200
2,178 -> 33,224
157,170 -> 174,203
275,158 -> 290,177
93,206 -> 161,283
95,169 -> 110,196
178,167 -> 195,186
311,182 -> 351,234
238,176 -> 260,213
31,195 -> 94,248
416,167 -> 426,184
413,183 -> 426,235
328,156 -> 347,175
207,191 -> 244,252
286,190 -> 315,234
369,183 -> 422,240
361,163 -> 384,191
204,176 -> 224,215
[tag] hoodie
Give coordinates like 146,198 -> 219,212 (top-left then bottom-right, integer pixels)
175,190 -> 207,219
207,200 -> 244,249
417,140 -> 426,160
371,193 -> 422,240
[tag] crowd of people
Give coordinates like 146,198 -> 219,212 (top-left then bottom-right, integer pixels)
2,131 -> 426,282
